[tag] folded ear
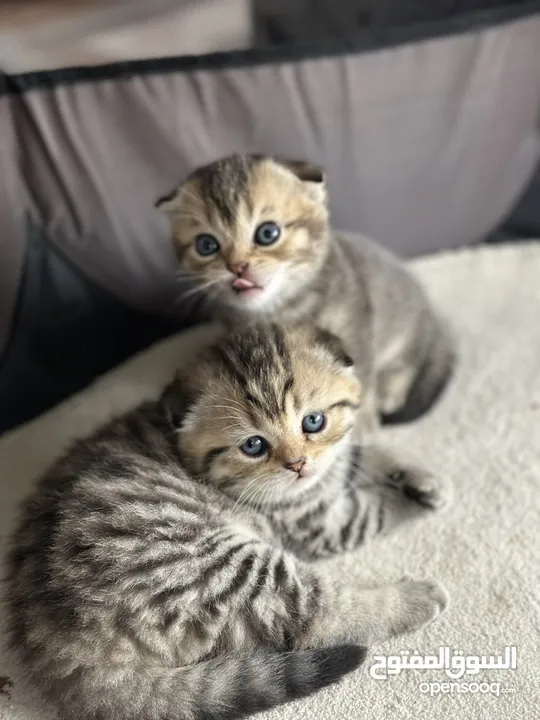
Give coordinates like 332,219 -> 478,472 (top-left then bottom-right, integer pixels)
313,327 -> 354,368
155,185 -> 182,213
284,160 -> 325,183
161,370 -> 199,428
277,159 -> 327,203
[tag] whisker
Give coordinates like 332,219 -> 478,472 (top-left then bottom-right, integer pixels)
236,470 -> 276,510
175,278 -> 224,302
175,269 -> 199,279
211,400 -> 249,413
233,476 -> 262,511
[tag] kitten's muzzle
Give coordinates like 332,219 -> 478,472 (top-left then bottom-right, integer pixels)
227,261 -> 249,276
285,457 -> 307,476
228,263 -> 264,294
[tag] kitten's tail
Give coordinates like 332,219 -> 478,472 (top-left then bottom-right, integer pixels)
62,645 -> 366,720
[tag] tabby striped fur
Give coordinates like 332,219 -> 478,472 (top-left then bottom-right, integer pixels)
6,324 -> 450,720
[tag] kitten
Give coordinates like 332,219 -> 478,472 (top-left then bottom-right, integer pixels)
157,153 -> 455,432
6,324 -> 450,720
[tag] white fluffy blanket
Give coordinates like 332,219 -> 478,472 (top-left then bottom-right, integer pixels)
1,244 -> 538,719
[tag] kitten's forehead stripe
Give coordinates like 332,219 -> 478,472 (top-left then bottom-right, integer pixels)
281,376 -> 294,413
211,346 -> 264,425
195,155 -> 256,225
211,325 -> 293,421
271,324 -> 292,371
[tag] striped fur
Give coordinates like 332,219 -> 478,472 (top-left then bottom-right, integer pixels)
158,153 -> 456,433
6,325 -> 449,720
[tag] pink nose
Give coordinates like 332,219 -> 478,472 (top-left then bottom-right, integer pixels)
285,458 -> 306,474
227,261 -> 248,276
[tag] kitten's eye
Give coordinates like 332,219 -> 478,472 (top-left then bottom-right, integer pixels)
302,412 -> 325,433
254,222 -> 281,246
195,234 -> 220,256
240,435 -> 268,457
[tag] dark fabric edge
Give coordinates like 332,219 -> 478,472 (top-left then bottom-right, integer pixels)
0,228 -> 26,369
0,216 -> 184,435
0,213 -> 182,377
0,224 -> 25,361
0,95 -> 26,359
0,1 -> 539,96
500,160 -> 540,239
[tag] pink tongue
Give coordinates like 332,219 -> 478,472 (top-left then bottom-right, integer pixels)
232,278 -> 256,291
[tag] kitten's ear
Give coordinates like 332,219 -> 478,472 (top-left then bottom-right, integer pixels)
155,185 -> 183,214
285,161 -> 325,184
161,371 -> 198,428
279,159 -> 327,203
314,327 -> 354,369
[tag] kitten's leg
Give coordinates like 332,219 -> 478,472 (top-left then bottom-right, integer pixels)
187,541 -> 449,649
344,445 -> 451,541
243,548 -> 448,648
136,534 -> 448,655
376,364 -> 417,416
288,445 -> 451,559
357,444 -> 452,513
376,322 -> 455,422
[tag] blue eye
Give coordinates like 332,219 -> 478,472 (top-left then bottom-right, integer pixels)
240,435 -> 268,457
195,234 -> 220,256
302,412 -> 325,433
254,222 -> 281,246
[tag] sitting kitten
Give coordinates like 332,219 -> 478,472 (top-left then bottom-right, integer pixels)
157,153 -> 455,432
6,324 -> 450,720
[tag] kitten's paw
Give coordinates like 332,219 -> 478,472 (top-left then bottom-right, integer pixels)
392,578 -> 449,635
387,465 -> 452,510
355,578 -> 448,644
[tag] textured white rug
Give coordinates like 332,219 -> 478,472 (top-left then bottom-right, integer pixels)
1,243 -> 539,719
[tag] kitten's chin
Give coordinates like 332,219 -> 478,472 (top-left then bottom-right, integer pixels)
279,467 -> 332,500
253,476 -> 323,508
223,285 -> 280,314
282,473 -> 323,498
224,472 -> 323,509
231,286 -> 268,306
225,275 -> 295,314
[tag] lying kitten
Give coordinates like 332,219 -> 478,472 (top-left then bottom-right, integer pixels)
6,324 -> 450,720
157,153 -> 455,432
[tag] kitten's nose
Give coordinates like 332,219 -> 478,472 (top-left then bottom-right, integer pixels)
285,457 -> 306,474
227,261 -> 249,276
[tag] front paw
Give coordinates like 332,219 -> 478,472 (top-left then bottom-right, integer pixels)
385,464 -> 452,510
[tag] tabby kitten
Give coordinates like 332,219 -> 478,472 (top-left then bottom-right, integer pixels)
6,324 -> 450,720
157,153 -> 455,432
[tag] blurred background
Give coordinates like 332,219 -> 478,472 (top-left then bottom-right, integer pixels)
0,0 -> 512,72
0,0 -> 252,71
